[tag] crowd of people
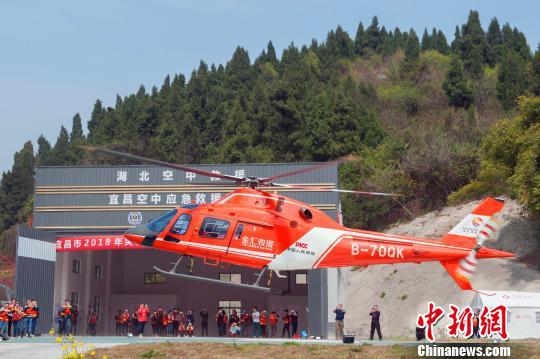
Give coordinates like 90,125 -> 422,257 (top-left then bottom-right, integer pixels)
0,299 -> 40,341
112,305 -> 301,338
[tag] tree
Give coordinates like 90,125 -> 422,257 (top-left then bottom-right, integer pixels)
354,22 -> 366,55
486,17 -> 502,66
365,16 -> 381,51
533,44 -> 540,96
434,30 -> 449,54
50,126 -> 71,165
452,97 -> 540,212
443,56 -> 474,108
404,29 -> 420,63
451,25 -> 461,53
35,135 -> 52,166
421,28 -> 431,50
459,10 -> 488,77
0,141 -> 34,232
70,113 -> 84,142
496,50 -> 529,109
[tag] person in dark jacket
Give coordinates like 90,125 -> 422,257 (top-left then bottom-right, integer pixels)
290,310 -> 299,338
186,310 -> 195,326
200,309 -> 209,336
333,303 -> 346,340
216,308 -> 225,337
369,305 -> 382,340
281,309 -> 291,338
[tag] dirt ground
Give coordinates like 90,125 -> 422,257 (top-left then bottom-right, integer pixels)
93,342 -> 540,359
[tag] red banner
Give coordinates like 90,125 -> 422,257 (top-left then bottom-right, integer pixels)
56,235 -> 146,252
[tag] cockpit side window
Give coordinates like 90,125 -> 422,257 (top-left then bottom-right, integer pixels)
146,209 -> 178,233
171,214 -> 192,235
199,217 -> 230,239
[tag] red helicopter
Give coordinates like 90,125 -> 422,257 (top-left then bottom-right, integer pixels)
84,147 -> 514,293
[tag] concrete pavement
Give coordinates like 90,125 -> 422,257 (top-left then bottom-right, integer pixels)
0,335 -> 417,359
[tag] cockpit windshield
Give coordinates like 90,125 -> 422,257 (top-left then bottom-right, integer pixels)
146,209 -> 178,233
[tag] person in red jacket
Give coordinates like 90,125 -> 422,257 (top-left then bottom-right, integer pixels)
186,322 -> 194,337
240,310 -> 250,337
120,309 -> 129,336
137,304 -> 150,337
58,300 -> 73,336
29,300 -> 39,337
178,321 -> 186,337
269,311 -> 279,338
23,300 -> 33,337
0,303 -> 10,340
87,311 -> 98,336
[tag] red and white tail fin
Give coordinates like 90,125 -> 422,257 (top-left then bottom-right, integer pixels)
441,197 -> 505,249
440,197 -> 507,291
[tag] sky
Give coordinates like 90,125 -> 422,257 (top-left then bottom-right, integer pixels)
1,0 -> 539,173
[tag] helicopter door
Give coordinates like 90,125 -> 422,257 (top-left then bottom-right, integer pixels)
227,222 -> 245,254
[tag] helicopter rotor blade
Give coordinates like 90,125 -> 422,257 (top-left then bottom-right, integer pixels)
270,182 -> 402,197
80,146 -> 243,183
260,162 -> 338,183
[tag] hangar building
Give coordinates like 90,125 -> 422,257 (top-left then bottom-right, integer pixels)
15,163 -> 343,337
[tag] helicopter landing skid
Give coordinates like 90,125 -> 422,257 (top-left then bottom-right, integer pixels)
153,265 -> 282,294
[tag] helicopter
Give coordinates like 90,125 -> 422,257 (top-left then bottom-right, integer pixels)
83,146 -> 513,293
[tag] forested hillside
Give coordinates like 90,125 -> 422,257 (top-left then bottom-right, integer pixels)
1,10 -> 539,265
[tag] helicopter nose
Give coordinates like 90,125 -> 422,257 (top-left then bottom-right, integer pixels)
124,225 -> 157,247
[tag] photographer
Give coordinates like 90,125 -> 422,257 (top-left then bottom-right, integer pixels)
333,303 -> 345,340
369,305 -> 382,340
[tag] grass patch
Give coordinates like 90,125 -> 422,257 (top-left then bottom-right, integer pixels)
141,349 -> 165,358
380,292 -> 386,298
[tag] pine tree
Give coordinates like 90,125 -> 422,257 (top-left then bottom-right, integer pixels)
0,141 -> 35,231
354,22 -> 366,55
459,10 -> 488,77
50,126 -> 71,165
70,113 -> 84,142
327,25 -> 354,58
496,50 -> 529,109
533,44 -> 540,96
365,16 -> 381,51
393,27 -> 404,49
35,135 -> 52,166
380,31 -> 395,57
266,41 -> 278,66
451,25 -> 461,53
434,30 -> 449,54
405,29 -> 420,63
443,56 -> 474,108
486,17 -> 503,66
421,28 -> 431,50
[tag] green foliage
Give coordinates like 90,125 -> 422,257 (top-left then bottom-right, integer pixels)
457,10 -> 488,78
451,96 -> 540,212
497,50 -> 530,109
340,141 -> 415,229
443,56 -> 474,108
377,84 -> 421,115
0,142 -> 34,255
404,29 -> 420,63
533,45 -> 540,96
